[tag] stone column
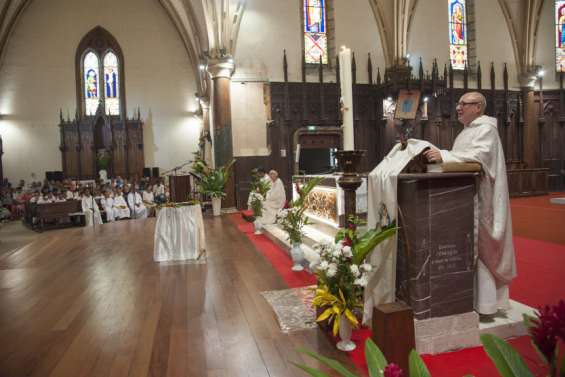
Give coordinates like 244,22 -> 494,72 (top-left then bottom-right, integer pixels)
518,70 -> 539,169
207,58 -> 236,207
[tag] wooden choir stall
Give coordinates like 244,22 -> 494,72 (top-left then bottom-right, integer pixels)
59,108 -> 144,180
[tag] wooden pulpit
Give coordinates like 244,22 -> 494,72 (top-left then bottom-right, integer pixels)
169,175 -> 191,203
395,172 -> 479,320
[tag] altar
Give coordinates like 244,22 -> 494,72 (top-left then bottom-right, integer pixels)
292,174 -> 368,228
153,204 -> 206,262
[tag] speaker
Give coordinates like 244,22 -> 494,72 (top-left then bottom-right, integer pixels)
46,171 -> 64,182
53,171 -> 64,182
143,168 -> 151,178
152,167 -> 160,178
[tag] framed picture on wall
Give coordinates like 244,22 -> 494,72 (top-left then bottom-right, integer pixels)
394,89 -> 421,120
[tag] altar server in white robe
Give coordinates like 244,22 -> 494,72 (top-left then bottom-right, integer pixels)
112,188 -> 131,219
100,190 -> 115,222
81,189 -> 103,226
127,185 -> 148,219
423,91 -> 517,316
261,170 -> 286,224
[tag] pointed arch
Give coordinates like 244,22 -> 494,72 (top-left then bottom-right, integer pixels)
75,26 -> 126,118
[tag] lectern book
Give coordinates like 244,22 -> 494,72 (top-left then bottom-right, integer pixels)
426,162 -> 481,173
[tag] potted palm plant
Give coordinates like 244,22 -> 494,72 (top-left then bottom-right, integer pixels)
194,158 -> 235,216
96,149 -> 112,182
276,177 -> 322,271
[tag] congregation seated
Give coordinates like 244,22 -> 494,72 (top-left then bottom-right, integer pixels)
125,184 -> 148,219
80,188 -> 103,226
1,174 -> 178,231
142,184 -> 156,216
112,187 -> 131,220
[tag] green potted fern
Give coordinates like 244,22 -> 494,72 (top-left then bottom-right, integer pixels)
194,159 -> 235,216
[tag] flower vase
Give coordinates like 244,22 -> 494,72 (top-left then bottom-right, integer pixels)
290,242 -> 304,271
336,316 -> 356,351
254,218 -> 263,234
211,197 -> 221,216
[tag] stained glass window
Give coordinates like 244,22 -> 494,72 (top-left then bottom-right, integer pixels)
448,0 -> 467,70
83,52 -> 100,116
556,1 -> 565,71
104,52 -> 120,115
304,0 -> 327,64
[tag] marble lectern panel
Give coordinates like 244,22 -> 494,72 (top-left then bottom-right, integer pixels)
396,173 -> 478,320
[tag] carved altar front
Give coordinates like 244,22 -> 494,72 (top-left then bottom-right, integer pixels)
292,174 -> 368,227
59,107 -> 144,180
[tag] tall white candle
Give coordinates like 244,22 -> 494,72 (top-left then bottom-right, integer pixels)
339,46 -> 354,151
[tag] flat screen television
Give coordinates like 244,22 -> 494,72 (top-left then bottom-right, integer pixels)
298,148 -> 337,174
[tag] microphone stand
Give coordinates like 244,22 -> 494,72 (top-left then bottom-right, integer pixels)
90,183 -> 95,229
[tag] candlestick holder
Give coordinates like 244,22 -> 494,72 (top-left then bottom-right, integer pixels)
335,150 -> 365,227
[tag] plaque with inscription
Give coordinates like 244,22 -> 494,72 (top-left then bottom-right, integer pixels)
396,173 -> 478,320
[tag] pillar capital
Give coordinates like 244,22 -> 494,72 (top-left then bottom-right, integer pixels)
206,57 -> 235,79
198,96 -> 210,110
518,65 -> 542,88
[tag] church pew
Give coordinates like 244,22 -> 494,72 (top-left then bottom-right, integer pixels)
35,201 -> 83,231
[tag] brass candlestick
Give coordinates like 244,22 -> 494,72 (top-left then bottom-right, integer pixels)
335,150 -> 365,227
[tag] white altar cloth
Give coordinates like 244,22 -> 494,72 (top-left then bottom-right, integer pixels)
153,204 -> 206,262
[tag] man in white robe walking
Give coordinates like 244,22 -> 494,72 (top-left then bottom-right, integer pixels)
423,91 -> 517,317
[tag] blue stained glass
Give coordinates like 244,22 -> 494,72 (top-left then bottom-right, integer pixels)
304,0 -> 325,33
83,52 -> 99,115
449,0 -> 466,45
304,0 -> 327,64
448,0 -> 467,70
103,52 -> 120,115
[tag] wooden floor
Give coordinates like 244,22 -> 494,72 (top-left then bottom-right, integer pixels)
0,216 -> 351,377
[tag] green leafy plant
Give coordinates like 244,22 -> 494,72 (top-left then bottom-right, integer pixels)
96,149 -> 112,170
249,192 -> 265,217
276,177 -> 322,244
293,338 -> 430,377
250,169 -> 271,197
480,300 -> 565,377
293,300 -> 565,377
335,215 -> 397,265
248,170 -> 271,217
193,158 -> 235,198
312,216 -> 396,335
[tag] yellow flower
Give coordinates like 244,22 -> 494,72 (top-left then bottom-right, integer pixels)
313,286 -> 359,336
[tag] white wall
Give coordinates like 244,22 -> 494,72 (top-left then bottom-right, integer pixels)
535,0 -> 560,89
0,0 -> 201,184
231,0 -> 384,158
409,0 -> 519,89
234,0 -> 384,83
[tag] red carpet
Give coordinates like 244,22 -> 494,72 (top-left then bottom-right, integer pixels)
228,203 -> 565,376
510,236 -> 565,308
511,192 -> 565,245
229,213 -> 316,288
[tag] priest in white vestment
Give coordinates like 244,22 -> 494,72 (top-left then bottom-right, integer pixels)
127,186 -> 148,219
112,188 -> 131,219
261,170 -> 286,224
423,91 -> 517,316
81,189 -> 103,226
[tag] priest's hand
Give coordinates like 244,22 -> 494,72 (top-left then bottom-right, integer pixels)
423,148 -> 443,163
